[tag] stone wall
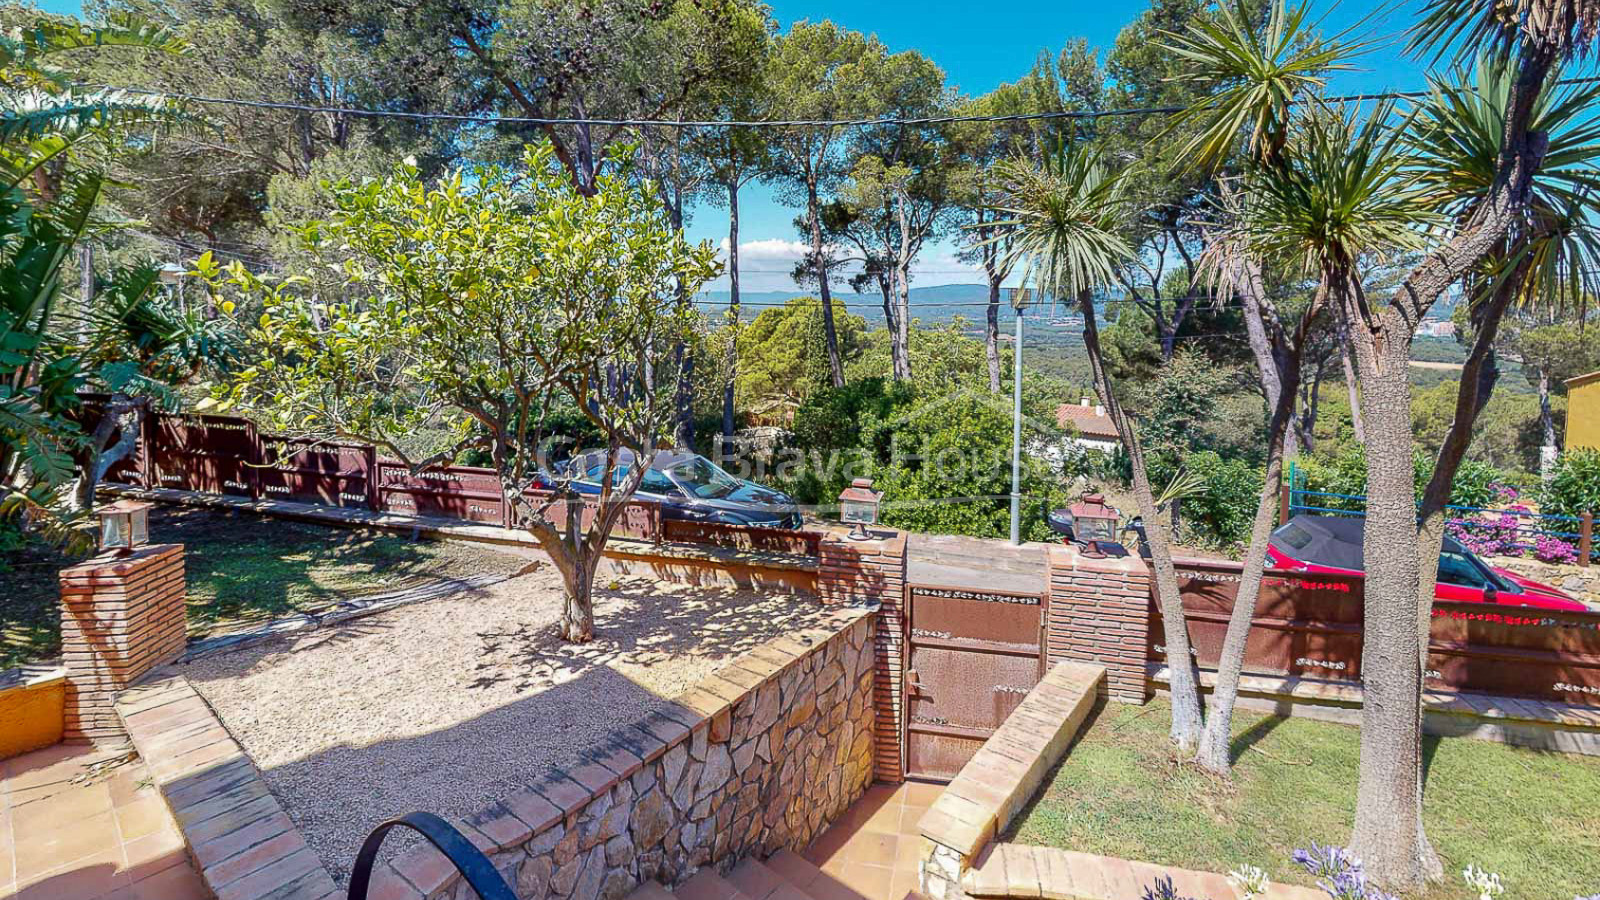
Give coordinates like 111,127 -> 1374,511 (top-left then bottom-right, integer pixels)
367,606 -> 879,900
59,544 -> 188,742
1044,546 -> 1151,704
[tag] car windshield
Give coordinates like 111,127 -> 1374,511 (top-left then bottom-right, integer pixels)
583,461 -> 676,495
666,456 -> 742,499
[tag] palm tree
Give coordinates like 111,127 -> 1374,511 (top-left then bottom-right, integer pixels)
1165,0 -> 1600,888
1,11 -> 194,547
990,144 -> 1218,752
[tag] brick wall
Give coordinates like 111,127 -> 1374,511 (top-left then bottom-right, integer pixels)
817,529 -> 908,783
1044,545 -> 1151,704
59,544 -> 187,742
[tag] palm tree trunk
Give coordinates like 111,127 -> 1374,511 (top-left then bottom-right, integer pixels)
1076,289 -> 1203,752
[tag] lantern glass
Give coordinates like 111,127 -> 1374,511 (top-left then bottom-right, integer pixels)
97,502 -> 151,552
840,498 -> 876,525
1075,516 -> 1117,542
100,512 -> 131,551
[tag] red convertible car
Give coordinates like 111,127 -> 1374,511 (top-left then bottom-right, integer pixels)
1267,515 -> 1587,611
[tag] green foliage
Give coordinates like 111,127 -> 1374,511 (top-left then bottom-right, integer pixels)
206,143 -> 718,475
1296,443 -> 1512,512
734,297 -> 867,422
1542,449 -> 1600,519
1150,450 -> 1263,547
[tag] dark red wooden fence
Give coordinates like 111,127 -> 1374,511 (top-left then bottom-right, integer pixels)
1155,557 -> 1600,708
89,401 -> 812,554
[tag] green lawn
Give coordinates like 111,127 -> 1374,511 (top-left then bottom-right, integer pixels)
1,505 -> 528,670
1005,699 -> 1600,900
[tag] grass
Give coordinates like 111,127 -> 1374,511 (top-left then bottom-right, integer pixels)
1,505 -> 528,670
1005,699 -> 1600,900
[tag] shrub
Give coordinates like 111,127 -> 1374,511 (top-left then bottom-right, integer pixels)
1542,448 -> 1600,519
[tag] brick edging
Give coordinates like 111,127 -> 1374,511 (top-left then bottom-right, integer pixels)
115,674 -> 340,900
917,662 -> 1105,900
963,843 -> 1326,900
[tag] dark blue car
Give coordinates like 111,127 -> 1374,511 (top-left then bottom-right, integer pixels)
562,448 -> 803,529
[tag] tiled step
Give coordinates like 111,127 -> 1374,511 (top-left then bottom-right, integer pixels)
627,882 -> 679,900
677,869 -> 756,900
731,858 -> 815,900
765,850 -> 827,894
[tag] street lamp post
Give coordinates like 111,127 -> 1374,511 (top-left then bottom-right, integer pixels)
1007,287 -> 1035,546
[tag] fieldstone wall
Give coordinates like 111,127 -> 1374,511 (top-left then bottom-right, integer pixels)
368,605 -> 879,900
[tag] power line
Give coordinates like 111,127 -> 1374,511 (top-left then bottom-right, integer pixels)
88,76 -> 1600,130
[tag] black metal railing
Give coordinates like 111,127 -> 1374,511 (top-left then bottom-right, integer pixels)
347,812 -> 516,900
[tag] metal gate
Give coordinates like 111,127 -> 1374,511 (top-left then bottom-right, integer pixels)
904,584 -> 1047,782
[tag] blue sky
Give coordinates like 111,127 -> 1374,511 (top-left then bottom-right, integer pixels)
42,0 -> 1429,291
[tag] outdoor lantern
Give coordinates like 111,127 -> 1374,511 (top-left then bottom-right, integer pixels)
1068,493 -> 1120,559
838,478 -> 883,541
97,499 -> 153,554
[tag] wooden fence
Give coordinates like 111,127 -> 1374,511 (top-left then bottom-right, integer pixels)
1154,556 -> 1600,708
84,399 -> 821,556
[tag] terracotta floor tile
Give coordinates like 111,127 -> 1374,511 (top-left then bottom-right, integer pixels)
14,849 -> 126,900
803,823 -> 854,867
112,796 -> 172,842
11,782 -> 111,833
860,802 -> 904,835
840,831 -> 899,867
13,811 -> 120,879
888,867 -> 921,900
831,863 -> 895,900
900,781 -> 946,808
124,860 -> 211,900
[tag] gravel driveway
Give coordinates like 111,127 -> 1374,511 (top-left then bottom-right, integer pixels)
179,565 -> 834,882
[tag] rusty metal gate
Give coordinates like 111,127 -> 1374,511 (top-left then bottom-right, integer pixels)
904,584 -> 1047,782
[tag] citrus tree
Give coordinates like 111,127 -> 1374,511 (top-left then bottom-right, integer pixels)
203,144 -> 720,642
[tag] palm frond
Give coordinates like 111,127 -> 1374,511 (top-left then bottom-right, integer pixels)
1,13 -> 188,85
1159,0 -> 1376,171
0,486 -> 94,554
1229,101 -> 1436,274
989,144 -> 1135,302
0,88 -> 193,150
1410,0 -> 1600,65
1406,55 -> 1600,219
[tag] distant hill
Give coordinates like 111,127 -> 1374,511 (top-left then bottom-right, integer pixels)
693,283 -> 995,322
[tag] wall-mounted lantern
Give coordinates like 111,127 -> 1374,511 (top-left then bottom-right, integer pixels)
1068,493 -> 1120,559
838,478 -> 883,541
97,499 -> 153,554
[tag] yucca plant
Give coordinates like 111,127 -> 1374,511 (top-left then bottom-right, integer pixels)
988,143 -> 1221,752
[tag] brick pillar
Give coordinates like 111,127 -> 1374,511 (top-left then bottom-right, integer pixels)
818,529 -> 908,782
59,545 -> 187,743
1045,545 -> 1152,703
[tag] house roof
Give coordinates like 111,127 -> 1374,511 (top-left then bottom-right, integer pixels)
1056,402 -> 1119,440
1566,369 -> 1600,391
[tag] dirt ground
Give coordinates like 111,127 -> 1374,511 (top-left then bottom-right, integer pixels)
179,566 -> 835,882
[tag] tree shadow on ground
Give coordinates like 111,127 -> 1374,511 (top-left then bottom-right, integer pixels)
465,578 -> 833,694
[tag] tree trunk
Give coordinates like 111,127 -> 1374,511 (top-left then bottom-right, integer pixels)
807,181 -> 845,388
986,278 -> 1003,394
1343,298 -> 1441,889
894,270 -> 913,381
1539,368 -> 1556,450
1339,332 -> 1364,444
1193,355 -> 1300,774
722,181 -> 741,453
1076,289 -> 1204,752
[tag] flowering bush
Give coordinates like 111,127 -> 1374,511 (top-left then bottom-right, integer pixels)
1140,876 -> 1201,900
1448,510 -> 1524,558
1227,865 -> 1269,900
1534,535 -> 1579,564
1291,843 -> 1396,900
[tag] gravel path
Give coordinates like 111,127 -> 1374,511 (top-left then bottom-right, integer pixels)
180,565 -> 834,882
